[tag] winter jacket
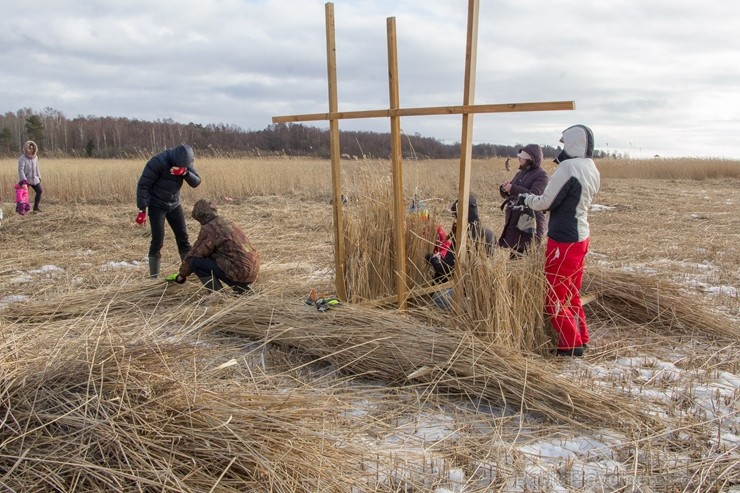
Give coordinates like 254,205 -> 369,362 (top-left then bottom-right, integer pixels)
136,144 -> 201,212
498,143 -> 549,251
450,195 -> 495,254
179,200 -> 260,284
18,141 -> 41,186
15,184 -> 31,215
524,125 -> 600,243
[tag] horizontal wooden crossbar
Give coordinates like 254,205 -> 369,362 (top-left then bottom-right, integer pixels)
273,100 -> 575,123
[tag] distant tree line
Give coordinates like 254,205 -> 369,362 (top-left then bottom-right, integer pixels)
0,107 -> 614,160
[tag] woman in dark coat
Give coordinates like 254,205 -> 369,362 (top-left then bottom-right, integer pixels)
498,143 -> 549,253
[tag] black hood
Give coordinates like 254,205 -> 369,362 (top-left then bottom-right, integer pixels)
172,144 -> 194,168
451,194 -> 479,223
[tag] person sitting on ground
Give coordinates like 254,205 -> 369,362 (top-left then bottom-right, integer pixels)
498,144 -> 549,254
426,194 -> 495,283
169,199 -> 260,295
15,180 -> 31,216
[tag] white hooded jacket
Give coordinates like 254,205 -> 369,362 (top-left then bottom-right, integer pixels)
524,125 -> 600,243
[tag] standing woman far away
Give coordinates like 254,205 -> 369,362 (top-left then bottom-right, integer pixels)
520,125 -> 600,357
498,143 -> 549,254
18,141 -> 43,213
136,144 -> 201,278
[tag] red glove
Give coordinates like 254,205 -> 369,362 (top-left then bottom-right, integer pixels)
135,211 -> 147,225
170,166 -> 187,176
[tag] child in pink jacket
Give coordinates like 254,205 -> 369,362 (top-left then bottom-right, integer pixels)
15,180 -> 31,215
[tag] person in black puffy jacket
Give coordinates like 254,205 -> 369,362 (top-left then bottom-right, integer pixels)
135,144 -> 201,278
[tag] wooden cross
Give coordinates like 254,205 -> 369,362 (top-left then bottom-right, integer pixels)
273,1 -> 574,309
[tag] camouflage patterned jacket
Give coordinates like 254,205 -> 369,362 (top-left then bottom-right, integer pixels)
179,200 -> 260,284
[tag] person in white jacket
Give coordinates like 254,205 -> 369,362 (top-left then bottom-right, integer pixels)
520,125 -> 600,357
17,141 -> 43,213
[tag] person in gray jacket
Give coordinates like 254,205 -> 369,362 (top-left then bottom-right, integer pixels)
18,141 -> 43,213
519,125 -> 600,357
136,144 -> 201,278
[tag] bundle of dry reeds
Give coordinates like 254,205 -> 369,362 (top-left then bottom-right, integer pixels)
582,268 -> 740,341
0,319 -> 379,492
185,294 -> 657,431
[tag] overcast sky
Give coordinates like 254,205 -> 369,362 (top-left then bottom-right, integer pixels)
2,0 -> 739,159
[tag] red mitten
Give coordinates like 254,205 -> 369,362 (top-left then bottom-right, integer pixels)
135,211 -> 147,225
171,166 -> 187,176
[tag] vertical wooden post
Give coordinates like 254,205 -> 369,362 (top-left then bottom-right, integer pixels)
452,0 -> 479,308
387,17 -> 407,309
325,3 -> 347,301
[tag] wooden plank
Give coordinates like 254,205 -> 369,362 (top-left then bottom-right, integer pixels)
452,0 -> 479,310
272,100 -> 575,123
387,17 -> 407,309
325,2 -> 347,301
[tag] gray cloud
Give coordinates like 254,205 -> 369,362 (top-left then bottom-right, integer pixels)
1,0 -> 738,158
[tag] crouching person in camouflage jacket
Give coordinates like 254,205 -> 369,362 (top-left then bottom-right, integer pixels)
170,199 -> 260,295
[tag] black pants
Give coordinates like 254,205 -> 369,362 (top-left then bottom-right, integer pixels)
148,205 -> 190,258
189,257 -> 252,294
30,183 -> 42,211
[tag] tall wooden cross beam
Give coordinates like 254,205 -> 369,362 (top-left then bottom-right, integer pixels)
273,1 -> 574,309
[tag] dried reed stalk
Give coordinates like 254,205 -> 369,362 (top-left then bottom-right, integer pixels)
582,268 -> 740,341
186,295 -> 658,431
0,319 -> 377,492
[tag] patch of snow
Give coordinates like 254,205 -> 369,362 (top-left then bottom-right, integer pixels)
0,294 -> 29,310
100,260 -> 142,271
590,204 -> 614,212
9,275 -> 33,284
705,285 -> 738,297
29,265 -> 64,275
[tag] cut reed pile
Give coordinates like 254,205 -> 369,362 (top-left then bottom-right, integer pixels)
3,279 -> 654,430
0,317 -> 380,492
583,268 -> 740,341
184,294 -> 657,431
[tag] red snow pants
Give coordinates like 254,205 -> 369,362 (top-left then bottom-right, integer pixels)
544,237 -> 590,350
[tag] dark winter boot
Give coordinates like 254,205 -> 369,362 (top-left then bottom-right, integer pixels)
148,256 -> 161,279
198,275 -> 223,292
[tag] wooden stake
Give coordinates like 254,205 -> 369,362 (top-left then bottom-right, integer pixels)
452,0 -> 479,310
325,3 -> 347,301
387,17 -> 407,309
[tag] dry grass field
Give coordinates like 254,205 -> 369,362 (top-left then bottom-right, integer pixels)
0,156 -> 738,492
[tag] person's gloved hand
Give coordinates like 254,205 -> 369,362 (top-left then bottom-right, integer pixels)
135,210 -> 147,225
170,166 -> 188,176
516,194 -> 530,207
165,273 -> 186,284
